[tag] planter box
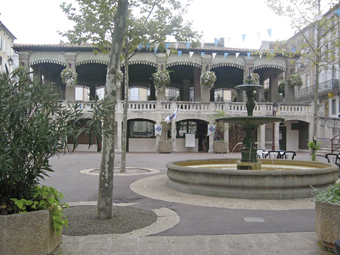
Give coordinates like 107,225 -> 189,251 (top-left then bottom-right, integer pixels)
214,141 -> 228,154
159,141 -> 172,153
315,201 -> 340,251
0,210 -> 62,255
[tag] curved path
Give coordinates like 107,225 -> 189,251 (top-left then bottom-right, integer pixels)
44,152 -> 331,254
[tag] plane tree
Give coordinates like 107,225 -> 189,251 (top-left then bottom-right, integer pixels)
266,0 -> 340,143
60,0 -> 200,217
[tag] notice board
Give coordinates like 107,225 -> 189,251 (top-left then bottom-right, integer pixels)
185,133 -> 195,148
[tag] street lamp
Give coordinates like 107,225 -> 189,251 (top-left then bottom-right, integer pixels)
299,62 -> 305,73
272,102 -> 278,151
7,57 -> 14,67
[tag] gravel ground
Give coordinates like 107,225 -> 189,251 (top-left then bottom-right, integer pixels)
63,206 -> 157,236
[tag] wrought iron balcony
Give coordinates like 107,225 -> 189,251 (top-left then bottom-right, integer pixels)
295,79 -> 339,99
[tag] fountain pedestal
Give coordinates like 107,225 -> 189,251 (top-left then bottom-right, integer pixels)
217,82 -> 284,170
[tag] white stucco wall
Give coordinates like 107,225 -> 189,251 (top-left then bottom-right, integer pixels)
129,138 -> 156,152
285,121 -> 299,151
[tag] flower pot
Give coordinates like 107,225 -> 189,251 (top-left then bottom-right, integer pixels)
0,209 -> 62,255
315,201 -> 340,251
214,141 -> 228,154
159,141 -> 172,153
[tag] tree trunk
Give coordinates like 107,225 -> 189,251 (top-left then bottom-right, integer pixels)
97,0 -> 128,219
120,39 -> 130,173
313,0 -> 321,141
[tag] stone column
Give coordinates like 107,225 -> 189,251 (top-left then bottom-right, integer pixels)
32,66 -> 42,84
258,124 -> 266,149
181,79 -> 190,101
64,52 -> 77,101
116,120 -> 122,152
201,55 -> 212,102
193,67 -> 201,101
155,121 -> 161,152
156,53 -> 167,101
269,69 -> 281,103
285,59 -> 296,103
224,124 -> 229,153
208,124 -> 214,153
18,51 -> 30,69
240,58 -> 255,103
274,122 -> 280,150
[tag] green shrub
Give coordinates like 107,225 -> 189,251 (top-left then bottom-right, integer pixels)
312,183 -> 340,205
0,67 -> 84,205
10,186 -> 69,236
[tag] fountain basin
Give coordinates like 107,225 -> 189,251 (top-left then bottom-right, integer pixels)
166,159 -> 339,200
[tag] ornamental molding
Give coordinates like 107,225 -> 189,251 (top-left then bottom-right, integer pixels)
76,52 -> 109,66
76,59 -> 109,66
129,52 -> 157,66
128,60 -> 157,67
166,54 -> 201,68
167,61 -> 201,68
211,55 -> 245,70
254,57 -> 286,71
29,52 -> 66,66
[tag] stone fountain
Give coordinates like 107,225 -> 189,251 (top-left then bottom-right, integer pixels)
217,76 -> 284,170
166,74 -> 339,199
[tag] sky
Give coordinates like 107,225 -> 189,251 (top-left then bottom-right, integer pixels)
1,0 -> 295,49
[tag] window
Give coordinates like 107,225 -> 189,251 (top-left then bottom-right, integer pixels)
96,87 -> 105,100
332,99 -> 336,115
177,120 -> 197,137
165,87 -> 179,101
75,86 -> 90,101
129,87 -> 139,101
128,120 -> 155,138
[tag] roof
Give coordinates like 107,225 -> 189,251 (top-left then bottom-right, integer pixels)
12,42 -> 263,55
0,21 -> 17,40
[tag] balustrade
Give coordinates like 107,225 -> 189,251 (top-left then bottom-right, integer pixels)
63,100 -> 312,119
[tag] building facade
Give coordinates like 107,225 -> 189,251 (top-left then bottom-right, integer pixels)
0,21 -> 17,73
12,42 -> 316,153
286,5 -> 340,145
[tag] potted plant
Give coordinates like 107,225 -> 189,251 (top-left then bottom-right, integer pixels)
313,183 -> 340,252
0,67 -> 86,254
287,74 -> 303,87
152,69 -> 170,92
211,110 -> 228,153
158,121 -> 172,153
60,67 -> 78,87
200,71 -> 217,89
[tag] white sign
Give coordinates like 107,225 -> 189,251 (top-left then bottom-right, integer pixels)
185,133 -> 195,148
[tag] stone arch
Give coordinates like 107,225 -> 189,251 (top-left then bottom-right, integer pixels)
211,62 -> 245,70
29,59 -> 66,67
128,60 -> 157,68
166,61 -> 201,68
76,59 -> 108,66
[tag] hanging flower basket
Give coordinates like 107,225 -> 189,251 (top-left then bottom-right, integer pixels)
60,68 -> 77,87
200,71 -> 217,89
243,73 -> 260,85
152,70 -> 170,92
116,70 -> 124,88
287,75 -> 303,87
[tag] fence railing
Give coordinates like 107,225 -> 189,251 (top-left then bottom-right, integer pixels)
295,79 -> 339,99
63,100 -> 312,118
